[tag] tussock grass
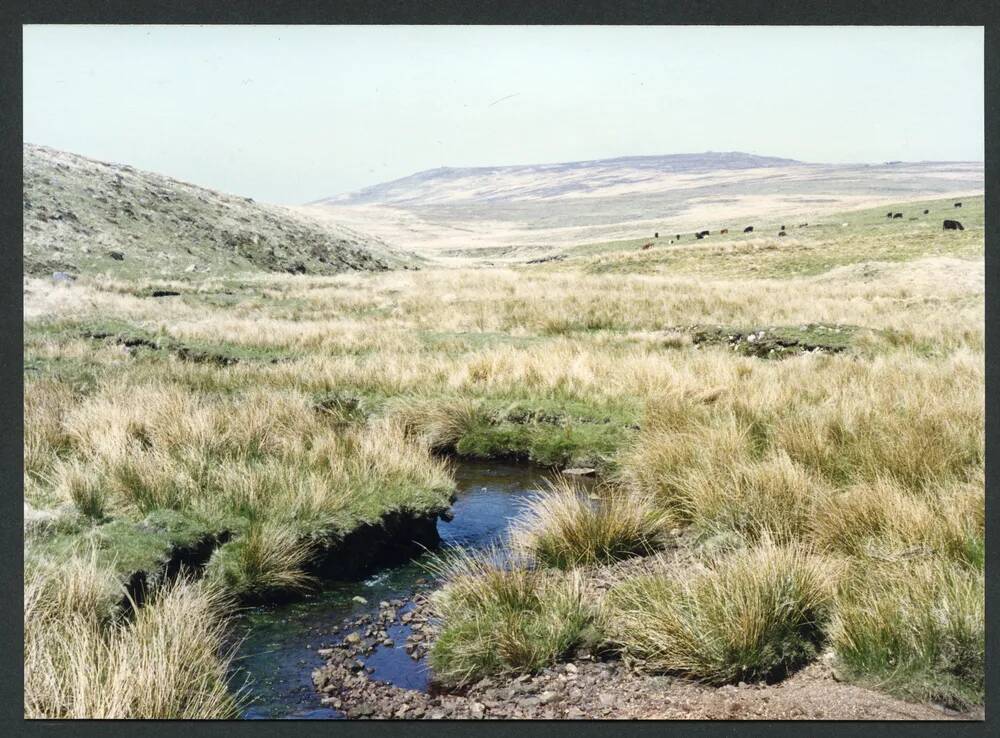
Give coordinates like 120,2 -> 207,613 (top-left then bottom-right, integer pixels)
811,477 -> 984,567
24,553 -> 240,719
205,520 -> 316,599
386,396 -> 487,452
603,541 -> 837,684
30,380 -> 453,594
681,451 -> 827,545
830,559 -> 984,708
509,477 -> 671,568
24,378 -> 77,479
53,457 -> 108,520
427,549 -> 597,686
22,198 -> 984,712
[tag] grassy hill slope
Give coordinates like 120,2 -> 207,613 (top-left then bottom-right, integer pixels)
24,144 -> 422,279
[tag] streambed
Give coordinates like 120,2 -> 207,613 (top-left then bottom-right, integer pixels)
231,460 -> 556,719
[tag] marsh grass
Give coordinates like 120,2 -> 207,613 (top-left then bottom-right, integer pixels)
22,196 -> 985,713
204,520 -> 317,599
24,552 -> 240,719
509,477 -> 671,568
830,559 -> 984,709
426,548 -> 597,686
603,541 -> 837,684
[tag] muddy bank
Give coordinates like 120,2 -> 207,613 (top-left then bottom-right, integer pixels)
307,509 -> 442,582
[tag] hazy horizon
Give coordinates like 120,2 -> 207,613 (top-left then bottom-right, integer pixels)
24,25 -> 984,204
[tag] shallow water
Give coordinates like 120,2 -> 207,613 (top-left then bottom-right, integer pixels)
232,460 -> 552,719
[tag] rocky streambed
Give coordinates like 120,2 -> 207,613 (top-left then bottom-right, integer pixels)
231,460 -> 971,722
229,460 -> 551,719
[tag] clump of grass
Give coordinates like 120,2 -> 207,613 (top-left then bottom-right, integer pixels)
811,476 -> 984,568
509,477 -> 670,568
427,549 -> 596,686
24,548 -> 121,625
829,559 -> 984,709
387,396 -> 487,452
682,451 -> 826,545
24,553 -> 240,718
204,520 -> 316,599
53,458 -> 109,520
24,378 -> 77,478
603,541 -> 836,684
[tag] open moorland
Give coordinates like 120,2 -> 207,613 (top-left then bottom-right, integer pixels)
302,152 -> 983,261
23,146 -> 984,720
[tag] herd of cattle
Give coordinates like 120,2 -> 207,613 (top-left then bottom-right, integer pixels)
644,202 -> 967,250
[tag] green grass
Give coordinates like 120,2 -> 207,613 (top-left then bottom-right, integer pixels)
23,188 -> 984,714
510,478 -> 671,568
25,509 -> 224,590
575,195 -> 984,278
830,559 -> 984,709
427,550 -> 598,686
603,542 -> 835,684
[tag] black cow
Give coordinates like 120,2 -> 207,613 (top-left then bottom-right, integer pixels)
743,226 -> 754,233
654,232 -> 659,239
954,202 -> 962,208
676,234 -> 681,240
886,212 -> 893,218
778,231 -> 787,237
923,209 -> 929,215
893,213 -> 903,219
695,232 -> 705,239
780,225 -> 786,230
943,220 -> 964,231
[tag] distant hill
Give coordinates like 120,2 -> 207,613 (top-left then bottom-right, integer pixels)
312,152 -> 804,207
302,151 -> 984,260
23,144 -> 421,279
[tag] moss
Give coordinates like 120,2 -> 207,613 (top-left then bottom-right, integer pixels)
687,323 -> 860,358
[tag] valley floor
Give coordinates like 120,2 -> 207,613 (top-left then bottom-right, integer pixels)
23,195 -> 985,719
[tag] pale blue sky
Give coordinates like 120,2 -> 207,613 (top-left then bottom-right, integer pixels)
23,25 -> 983,204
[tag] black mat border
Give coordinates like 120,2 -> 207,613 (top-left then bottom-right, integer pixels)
1,2 -> 997,736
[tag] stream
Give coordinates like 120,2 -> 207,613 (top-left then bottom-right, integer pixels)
231,460 -> 555,719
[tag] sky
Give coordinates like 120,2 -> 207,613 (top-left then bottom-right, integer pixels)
23,25 -> 984,204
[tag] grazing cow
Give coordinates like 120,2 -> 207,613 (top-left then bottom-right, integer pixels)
654,232 -> 659,239
955,202 -> 962,208
696,232 -> 705,239
720,228 -> 729,234
886,212 -> 893,218
923,209 -> 929,215
700,230 -> 710,236
893,213 -> 903,219
943,219 -> 964,231
778,231 -> 787,237
743,226 -> 754,233
641,242 -> 653,250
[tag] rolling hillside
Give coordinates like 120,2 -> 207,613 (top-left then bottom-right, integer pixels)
302,152 -> 984,260
23,144 -> 421,278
